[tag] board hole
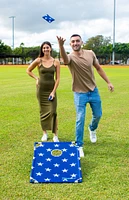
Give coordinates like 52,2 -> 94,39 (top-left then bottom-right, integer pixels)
51,149 -> 62,157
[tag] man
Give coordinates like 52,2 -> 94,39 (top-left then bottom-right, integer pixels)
57,34 -> 114,157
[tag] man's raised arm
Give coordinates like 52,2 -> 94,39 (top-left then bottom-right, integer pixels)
57,36 -> 69,65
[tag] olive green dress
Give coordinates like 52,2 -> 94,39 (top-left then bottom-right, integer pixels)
37,63 -> 57,133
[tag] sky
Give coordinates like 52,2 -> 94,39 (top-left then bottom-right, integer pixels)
0,0 -> 129,52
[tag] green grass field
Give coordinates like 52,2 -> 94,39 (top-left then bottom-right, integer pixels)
0,65 -> 129,200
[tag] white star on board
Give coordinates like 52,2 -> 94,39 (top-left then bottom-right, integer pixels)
62,169 -> 68,173
70,163 -> 76,167
44,178 -> 51,181
54,163 -> 60,167
71,174 -> 77,178
36,172 -> 42,176
54,144 -> 59,147
46,158 -> 51,161
62,158 -> 68,162
63,178 -> 68,182
62,148 -> 67,152
45,168 -> 51,172
46,148 -> 52,152
53,174 -> 59,177
38,153 -> 44,156
37,162 -> 43,166
70,153 -> 75,156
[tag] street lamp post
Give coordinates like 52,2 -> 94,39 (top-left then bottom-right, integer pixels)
112,0 -> 116,65
9,16 -> 15,64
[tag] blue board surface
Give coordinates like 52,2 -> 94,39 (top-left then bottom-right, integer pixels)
30,142 -> 82,183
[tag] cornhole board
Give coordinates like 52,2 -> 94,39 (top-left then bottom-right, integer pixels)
30,142 -> 82,183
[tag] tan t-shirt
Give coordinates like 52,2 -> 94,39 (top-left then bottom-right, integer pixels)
68,50 -> 98,92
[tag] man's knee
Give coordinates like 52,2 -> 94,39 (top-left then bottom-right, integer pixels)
94,113 -> 102,121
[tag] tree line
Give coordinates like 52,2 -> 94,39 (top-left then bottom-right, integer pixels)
0,35 -> 129,64
0,41 -> 59,64
82,35 -> 129,64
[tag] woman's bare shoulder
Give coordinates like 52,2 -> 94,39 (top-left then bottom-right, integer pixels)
33,57 -> 42,67
36,57 -> 41,63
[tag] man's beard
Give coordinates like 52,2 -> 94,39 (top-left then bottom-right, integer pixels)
73,45 -> 81,51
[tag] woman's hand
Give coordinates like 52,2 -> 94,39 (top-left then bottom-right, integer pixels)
36,78 -> 39,87
48,92 -> 55,101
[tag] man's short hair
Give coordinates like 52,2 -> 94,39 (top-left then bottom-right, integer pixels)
70,34 -> 82,39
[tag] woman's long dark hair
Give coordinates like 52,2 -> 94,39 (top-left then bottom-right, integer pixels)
39,41 -> 52,57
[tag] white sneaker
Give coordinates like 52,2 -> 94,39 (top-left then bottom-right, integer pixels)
41,134 -> 47,141
78,147 -> 84,157
53,135 -> 59,142
88,127 -> 97,143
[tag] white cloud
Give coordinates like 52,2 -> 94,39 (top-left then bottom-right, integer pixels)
0,0 -> 129,51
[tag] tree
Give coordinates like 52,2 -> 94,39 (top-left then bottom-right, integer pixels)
0,40 -> 13,64
0,40 -> 12,55
83,35 -> 112,64
114,43 -> 129,63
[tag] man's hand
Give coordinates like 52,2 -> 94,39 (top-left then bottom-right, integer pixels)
56,36 -> 66,46
56,36 -> 69,64
108,83 -> 114,92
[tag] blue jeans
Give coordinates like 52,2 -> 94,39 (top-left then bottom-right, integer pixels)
74,87 -> 102,147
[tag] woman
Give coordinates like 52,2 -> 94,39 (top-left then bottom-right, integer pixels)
26,41 -> 60,142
